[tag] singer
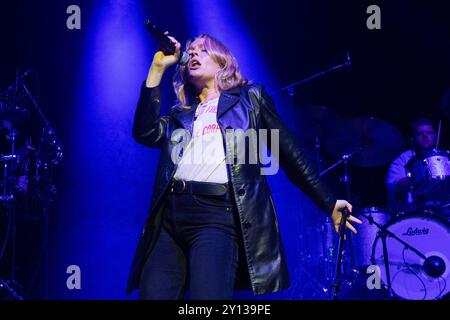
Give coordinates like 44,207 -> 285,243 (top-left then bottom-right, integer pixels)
128,32 -> 362,299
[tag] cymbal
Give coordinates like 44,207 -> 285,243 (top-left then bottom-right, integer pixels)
0,102 -> 31,122
0,87 -> 31,122
324,117 -> 405,167
297,105 -> 342,144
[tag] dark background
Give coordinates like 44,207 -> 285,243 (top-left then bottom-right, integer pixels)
0,0 -> 449,299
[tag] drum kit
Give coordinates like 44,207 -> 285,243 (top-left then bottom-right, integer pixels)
298,103 -> 450,300
0,69 -> 63,299
272,53 -> 450,300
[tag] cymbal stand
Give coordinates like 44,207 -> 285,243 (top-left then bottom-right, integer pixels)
319,150 -> 358,178
283,86 -> 328,298
435,119 -> 442,150
20,72 -> 63,299
0,128 -> 24,300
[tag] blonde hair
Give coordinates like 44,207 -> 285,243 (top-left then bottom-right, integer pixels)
173,34 -> 248,108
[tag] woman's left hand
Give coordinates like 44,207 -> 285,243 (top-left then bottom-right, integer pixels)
331,200 -> 362,235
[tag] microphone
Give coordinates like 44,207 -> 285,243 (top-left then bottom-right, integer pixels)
423,255 -> 446,278
144,19 -> 189,66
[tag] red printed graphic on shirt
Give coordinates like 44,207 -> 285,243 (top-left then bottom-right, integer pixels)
192,101 -> 220,139
195,105 -> 218,118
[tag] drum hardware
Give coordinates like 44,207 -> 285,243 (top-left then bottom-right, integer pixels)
1,131 -> 21,203
0,71 -> 28,299
295,105 -> 343,172
0,127 -> 23,299
272,50 -> 351,171
271,50 -> 351,97
359,210 -> 449,300
323,117 -> 405,168
435,119 -> 442,150
351,207 -> 392,267
0,87 -> 30,123
290,257 -> 330,300
319,146 -> 361,299
406,171 -> 414,204
275,61 -> 351,299
409,117 -> 450,213
1,68 -> 63,299
372,214 -> 450,300
441,88 -> 450,120
407,149 -> 450,212
272,54 -> 357,299
319,116 -> 408,297
421,149 -> 450,180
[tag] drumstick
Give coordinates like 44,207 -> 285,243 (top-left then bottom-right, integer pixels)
435,119 -> 442,150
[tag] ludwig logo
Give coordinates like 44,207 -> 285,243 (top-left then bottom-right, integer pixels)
402,227 -> 429,236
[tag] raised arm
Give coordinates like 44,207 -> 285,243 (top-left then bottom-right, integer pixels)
132,33 -> 181,148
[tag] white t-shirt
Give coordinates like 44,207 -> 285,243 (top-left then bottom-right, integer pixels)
173,97 -> 228,183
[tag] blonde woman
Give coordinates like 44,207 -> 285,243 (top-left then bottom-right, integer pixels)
129,33 -> 361,299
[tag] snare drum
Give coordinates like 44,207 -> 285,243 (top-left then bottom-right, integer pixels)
408,149 -> 450,208
422,149 -> 450,180
351,207 -> 393,266
371,213 -> 450,300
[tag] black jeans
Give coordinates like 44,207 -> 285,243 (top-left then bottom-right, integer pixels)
138,188 -> 240,300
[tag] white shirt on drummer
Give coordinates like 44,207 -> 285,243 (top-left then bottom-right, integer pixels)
385,149 -> 416,204
173,97 -> 228,183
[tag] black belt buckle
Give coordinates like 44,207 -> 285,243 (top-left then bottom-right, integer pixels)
170,180 -> 186,193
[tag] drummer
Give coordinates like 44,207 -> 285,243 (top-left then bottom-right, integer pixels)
385,118 -> 437,209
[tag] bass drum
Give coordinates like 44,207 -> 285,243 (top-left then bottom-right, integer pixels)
372,213 -> 450,300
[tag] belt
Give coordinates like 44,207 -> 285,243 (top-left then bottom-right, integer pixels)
169,179 -> 228,196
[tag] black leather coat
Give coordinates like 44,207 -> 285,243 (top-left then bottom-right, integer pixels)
127,82 -> 336,295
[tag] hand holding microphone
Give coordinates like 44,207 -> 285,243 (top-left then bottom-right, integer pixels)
151,31 -> 182,71
144,19 -> 189,69
144,20 -> 190,88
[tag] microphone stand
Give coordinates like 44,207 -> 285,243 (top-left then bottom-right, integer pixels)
319,151 -> 358,177
271,51 -> 351,96
320,151 -> 357,299
272,53 -> 351,299
330,208 -> 350,300
358,210 -> 442,298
